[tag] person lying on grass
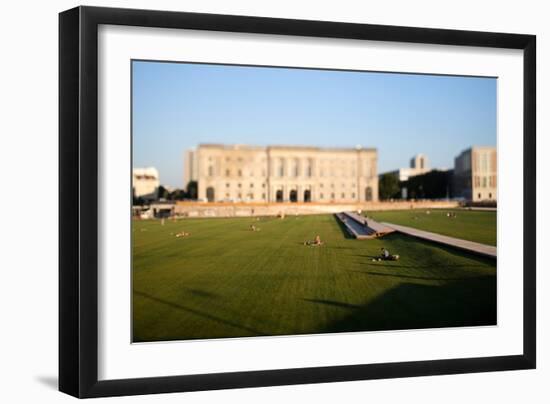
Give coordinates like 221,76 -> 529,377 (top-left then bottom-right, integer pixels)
372,247 -> 399,261
175,231 -> 190,238
304,235 -> 323,246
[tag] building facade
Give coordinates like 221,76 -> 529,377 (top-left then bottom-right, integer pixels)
132,167 -> 160,200
193,144 -> 378,203
454,146 -> 497,202
183,148 -> 198,189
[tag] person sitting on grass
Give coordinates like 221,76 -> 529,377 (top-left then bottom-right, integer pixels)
373,247 -> 399,261
250,224 -> 260,232
304,235 -> 323,246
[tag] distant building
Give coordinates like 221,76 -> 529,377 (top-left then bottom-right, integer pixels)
183,148 -> 198,189
381,154 -> 432,198
132,167 -> 160,201
194,144 -> 378,203
384,154 -> 431,182
454,146 -> 497,202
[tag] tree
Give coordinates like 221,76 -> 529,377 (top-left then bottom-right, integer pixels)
379,173 -> 401,200
405,170 -> 453,200
156,185 -> 170,200
169,189 -> 186,200
132,195 -> 145,206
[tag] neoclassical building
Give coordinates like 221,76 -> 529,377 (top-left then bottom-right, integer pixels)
454,146 -> 497,202
132,167 -> 160,201
188,144 -> 378,203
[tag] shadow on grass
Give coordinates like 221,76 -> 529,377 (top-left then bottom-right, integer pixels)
353,260 -> 491,270
348,270 -> 471,282
309,275 -> 497,333
133,290 -> 266,339
181,287 -> 218,298
366,232 -> 497,263
303,298 -> 360,310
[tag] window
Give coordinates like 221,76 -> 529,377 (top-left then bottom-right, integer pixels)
365,187 -> 373,201
351,193 -> 356,199
226,183 -> 230,188
238,183 -> 242,188
320,193 -> 324,199
208,166 -> 213,177
262,183 -> 266,188
278,158 -> 285,177
262,193 -> 266,200
341,193 -> 345,199
226,169 -> 230,177
478,193 -> 482,199
238,169 -> 242,177
482,153 -> 488,172
489,193 -> 492,199
320,183 -> 324,188
331,192 -> 335,200
206,187 -> 215,202
226,193 -> 230,198
250,183 -> 254,188
482,177 -> 487,188
289,190 -> 298,202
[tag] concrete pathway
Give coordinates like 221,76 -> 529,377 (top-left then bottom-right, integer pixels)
381,222 -> 497,259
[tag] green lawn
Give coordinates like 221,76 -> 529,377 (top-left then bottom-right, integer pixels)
367,209 -> 497,246
133,214 -> 496,342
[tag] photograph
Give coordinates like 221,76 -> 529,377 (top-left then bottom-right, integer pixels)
131,60 -> 498,343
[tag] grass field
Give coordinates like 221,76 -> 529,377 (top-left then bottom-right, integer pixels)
132,213 -> 496,342
368,209 -> 497,246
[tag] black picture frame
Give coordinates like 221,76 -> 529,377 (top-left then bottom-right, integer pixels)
59,5 -> 536,398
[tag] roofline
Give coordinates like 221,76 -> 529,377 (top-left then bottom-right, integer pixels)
197,143 -> 377,152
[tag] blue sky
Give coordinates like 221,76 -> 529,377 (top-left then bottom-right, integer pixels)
132,61 -> 496,188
